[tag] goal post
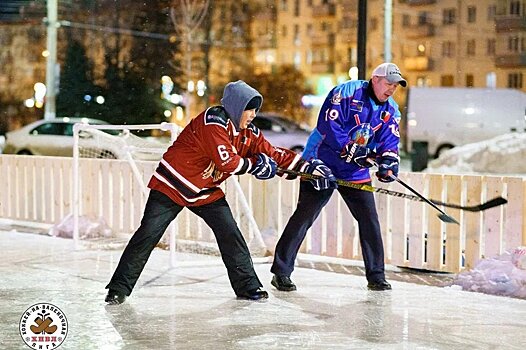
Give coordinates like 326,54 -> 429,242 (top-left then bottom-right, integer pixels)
72,122 -> 178,249
71,122 -> 269,266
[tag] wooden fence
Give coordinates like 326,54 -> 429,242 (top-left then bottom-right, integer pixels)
1,154 -> 525,273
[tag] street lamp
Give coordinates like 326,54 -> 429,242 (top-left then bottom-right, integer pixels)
185,79 -> 206,120
44,0 -> 58,120
196,80 -> 206,97
34,82 -> 46,109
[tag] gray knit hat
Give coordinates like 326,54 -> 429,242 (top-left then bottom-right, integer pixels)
221,80 -> 263,130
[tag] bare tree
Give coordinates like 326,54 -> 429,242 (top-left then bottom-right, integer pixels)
170,0 -> 209,119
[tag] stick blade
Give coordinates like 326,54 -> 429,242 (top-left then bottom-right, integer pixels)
437,213 -> 460,225
479,197 -> 508,211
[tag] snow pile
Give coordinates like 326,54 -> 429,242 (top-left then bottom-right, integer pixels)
49,214 -> 112,239
426,133 -> 526,175
452,247 -> 526,299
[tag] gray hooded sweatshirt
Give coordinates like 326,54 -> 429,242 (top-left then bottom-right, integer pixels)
220,80 -> 263,131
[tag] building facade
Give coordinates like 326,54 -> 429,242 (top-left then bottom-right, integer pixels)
1,0 -> 524,131
247,0 -> 524,124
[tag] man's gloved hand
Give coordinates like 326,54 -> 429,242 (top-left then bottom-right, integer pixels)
249,153 -> 277,180
305,159 -> 338,191
376,152 -> 399,183
340,142 -> 374,168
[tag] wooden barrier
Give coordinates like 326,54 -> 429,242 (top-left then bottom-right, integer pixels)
1,154 -> 524,273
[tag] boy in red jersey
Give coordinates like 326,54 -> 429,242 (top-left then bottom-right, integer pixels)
105,80 -> 335,304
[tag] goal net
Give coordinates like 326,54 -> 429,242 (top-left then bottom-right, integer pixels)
71,122 -> 270,266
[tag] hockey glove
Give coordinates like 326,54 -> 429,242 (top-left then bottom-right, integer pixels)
305,159 -> 338,191
376,152 -> 399,183
340,142 -> 374,168
249,153 -> 277,180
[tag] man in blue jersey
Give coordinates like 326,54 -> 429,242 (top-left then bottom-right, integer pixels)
271,63 -> 406,292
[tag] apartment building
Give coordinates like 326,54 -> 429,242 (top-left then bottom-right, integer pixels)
254,0 -> 525,96
258,0 -> 357,95
393,0 -> 524,90
2,0 -> 524,128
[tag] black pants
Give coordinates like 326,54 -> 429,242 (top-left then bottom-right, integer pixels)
106,190 -> 262,296
271,180 -> 386,283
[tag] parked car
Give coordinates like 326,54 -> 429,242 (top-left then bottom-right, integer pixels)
3,117 -> 107,157
251,113 -> 311,153
2,117 -> 167,159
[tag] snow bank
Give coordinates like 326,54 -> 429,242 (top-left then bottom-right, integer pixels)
451,247 -> 526,299
424,134 -> 526,299
49,214 -> 112,239
426,133 -> 526,175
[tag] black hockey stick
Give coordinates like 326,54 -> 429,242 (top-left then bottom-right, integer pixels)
432,197 -> 507,212
371,159 -> 460,224
387,173 -> 460,224
278,167 -> 506,213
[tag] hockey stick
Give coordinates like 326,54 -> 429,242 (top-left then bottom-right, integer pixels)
434,196 -> 507,212
369,160 -> 459,224
278,167 -> 506,213
387,173 -> 459,224
281,166 -> 457,224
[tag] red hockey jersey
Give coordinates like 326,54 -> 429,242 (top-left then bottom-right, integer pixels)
148,106 -> 305,206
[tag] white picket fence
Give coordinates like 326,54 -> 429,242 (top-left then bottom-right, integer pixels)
1,154 -> 525,273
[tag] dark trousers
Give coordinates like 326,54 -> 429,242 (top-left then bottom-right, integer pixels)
106,190 -> 262,296
271,180 -> 386,283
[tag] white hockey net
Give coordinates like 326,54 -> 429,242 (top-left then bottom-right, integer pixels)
71,122 -> 270,265
77,128 -> 169,161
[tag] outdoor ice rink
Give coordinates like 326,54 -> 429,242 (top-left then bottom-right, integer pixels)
1,229 -> 525,350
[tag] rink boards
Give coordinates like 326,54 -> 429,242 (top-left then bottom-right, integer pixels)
0,154 -> 524,273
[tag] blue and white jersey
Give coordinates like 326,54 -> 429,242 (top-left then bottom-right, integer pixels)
302,80 -> 401,182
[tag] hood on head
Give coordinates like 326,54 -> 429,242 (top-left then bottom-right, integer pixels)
220,80 -> 263,130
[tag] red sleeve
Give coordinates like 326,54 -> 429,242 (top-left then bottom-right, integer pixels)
247,129 -> 307,178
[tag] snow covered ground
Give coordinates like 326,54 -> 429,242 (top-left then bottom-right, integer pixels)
1,230 -> 525,350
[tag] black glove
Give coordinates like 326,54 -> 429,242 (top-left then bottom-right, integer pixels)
340,142 -> 374,168
305,159 -> 338,191
249,153 -> 277,180
376,152 -> 399,183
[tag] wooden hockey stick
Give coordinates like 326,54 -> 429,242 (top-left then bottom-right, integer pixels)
278,167 -> 506,214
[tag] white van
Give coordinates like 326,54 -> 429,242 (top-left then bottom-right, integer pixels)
406,87 -> 526,161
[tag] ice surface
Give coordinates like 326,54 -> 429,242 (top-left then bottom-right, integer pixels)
1,230 -> 525,350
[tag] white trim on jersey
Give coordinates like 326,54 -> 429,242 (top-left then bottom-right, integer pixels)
287,154 -> 304,171
152,173 -> 210,203
160,159 -> 202,193
232,158 -> 249,174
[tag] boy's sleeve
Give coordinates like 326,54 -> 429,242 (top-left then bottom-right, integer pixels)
246,126 -> 307,176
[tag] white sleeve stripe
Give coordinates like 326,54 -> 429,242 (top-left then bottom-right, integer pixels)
232,158 -> 246,174
287,154 -> 303,170
246,159 -> 252,172
381,151 -> 400,161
